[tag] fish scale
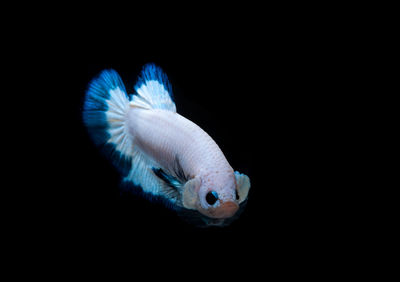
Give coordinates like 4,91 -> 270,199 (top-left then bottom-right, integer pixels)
127,108 -> 232,178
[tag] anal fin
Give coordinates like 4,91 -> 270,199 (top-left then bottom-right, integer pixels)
122,151 -> 182,207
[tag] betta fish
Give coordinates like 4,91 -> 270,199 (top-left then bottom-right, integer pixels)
83,64 -> 250,227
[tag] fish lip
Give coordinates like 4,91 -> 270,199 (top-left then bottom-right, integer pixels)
205,201 -> 239,219
177,199 -> 248,227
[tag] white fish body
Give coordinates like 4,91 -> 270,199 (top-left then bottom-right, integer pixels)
83,64 -> 250,226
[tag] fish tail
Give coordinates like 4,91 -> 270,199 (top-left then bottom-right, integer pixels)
83,69 -> 133,176
84,65 -> 181,208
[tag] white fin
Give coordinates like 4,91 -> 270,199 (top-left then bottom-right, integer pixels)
235,171 -> 251,204
83,69 -> 134,176
129,94 -> 152,110
106,87 -> 134,155
182,177 -> 201,209
123,152 -> 181,205
132,63 -> 176,112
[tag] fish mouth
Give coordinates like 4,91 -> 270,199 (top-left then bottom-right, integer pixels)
209,201 -> 239,219
177,199 -> 248,227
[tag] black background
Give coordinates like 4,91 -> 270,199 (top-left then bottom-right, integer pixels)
52,41 -> 338,252
12,13 -> 353,275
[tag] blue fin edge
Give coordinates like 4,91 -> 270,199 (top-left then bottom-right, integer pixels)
120,180 -> 180,211
134,63 -> 174,101
83,69 -> 132,177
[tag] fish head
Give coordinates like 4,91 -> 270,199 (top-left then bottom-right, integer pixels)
182,171 -> 240,219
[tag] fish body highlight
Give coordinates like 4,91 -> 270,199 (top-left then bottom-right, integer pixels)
83,64 -> 250,227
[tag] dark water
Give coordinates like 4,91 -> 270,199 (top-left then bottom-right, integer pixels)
16,32 -> 349,274
57,55 -> 334,247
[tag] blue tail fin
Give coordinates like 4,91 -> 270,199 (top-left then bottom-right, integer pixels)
84,65 -> 182,210
83,69 -> 133,176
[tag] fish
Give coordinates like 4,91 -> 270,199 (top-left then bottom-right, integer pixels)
83,63 -> 251,227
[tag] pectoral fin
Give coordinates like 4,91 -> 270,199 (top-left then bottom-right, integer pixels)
182,177 -> 201,210
235,171 -> 251,204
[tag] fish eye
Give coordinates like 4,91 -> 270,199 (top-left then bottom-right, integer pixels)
206,191 -> 219,205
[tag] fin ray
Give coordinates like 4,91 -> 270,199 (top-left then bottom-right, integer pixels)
131,63 -> 176,112
83,69 -> 133,176
122,151 -> 183,208
84,66 -> 181,209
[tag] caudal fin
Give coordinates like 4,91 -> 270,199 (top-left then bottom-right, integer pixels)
83,65 -> 181,209
83,69 -> 134,176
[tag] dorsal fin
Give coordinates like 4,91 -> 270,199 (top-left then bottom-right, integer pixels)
131,63 -> 176,112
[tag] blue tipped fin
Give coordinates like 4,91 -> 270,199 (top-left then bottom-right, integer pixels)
83,69 -> 133,176
122,152 -> 183,207
131,63 -> 176,112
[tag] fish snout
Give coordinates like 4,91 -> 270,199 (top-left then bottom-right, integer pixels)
211,201 -> 239,219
